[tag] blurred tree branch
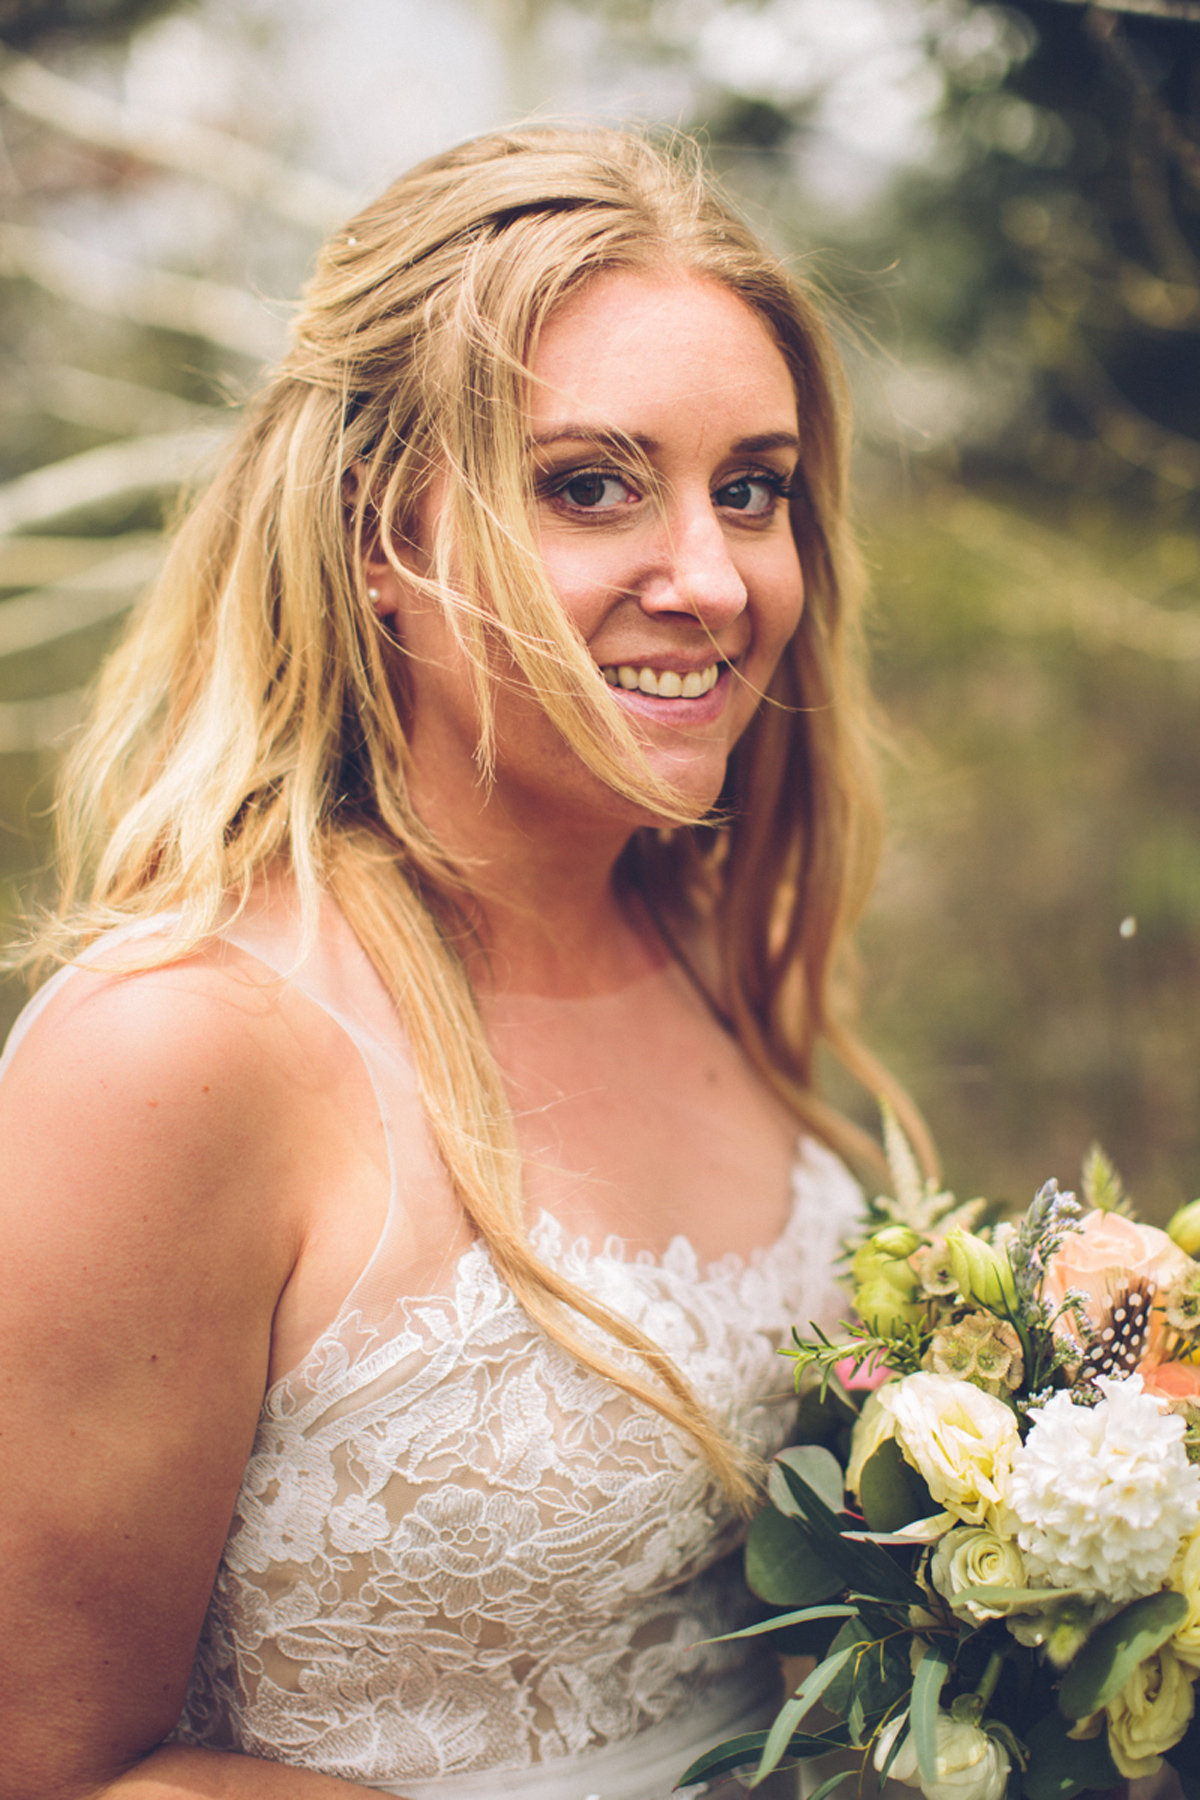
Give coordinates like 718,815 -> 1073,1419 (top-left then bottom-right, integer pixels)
0,218 -> 286,357
1049,0 -> 1200,22
0,426 -> 228,533
0,42 -> 354,229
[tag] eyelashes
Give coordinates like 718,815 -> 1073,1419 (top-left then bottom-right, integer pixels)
541,463 -> 799,519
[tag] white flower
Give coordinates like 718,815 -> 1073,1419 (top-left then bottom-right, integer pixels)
931,1525 -> 1028,1622
1005,1375 -> 1200,1602
846,1387 -> 897,1501
880,1373 -> 1021,1526
874,1710 -> 1010,1800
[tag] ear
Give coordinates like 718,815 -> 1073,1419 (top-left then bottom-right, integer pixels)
343,463 -> 408,625
362,554 -> 408,625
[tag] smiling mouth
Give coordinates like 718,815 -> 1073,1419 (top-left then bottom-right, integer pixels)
598,662 -> 723,698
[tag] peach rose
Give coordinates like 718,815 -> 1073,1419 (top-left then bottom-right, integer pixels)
1141,1361 -> 1200,1403
1043,1211 -> 1191,1360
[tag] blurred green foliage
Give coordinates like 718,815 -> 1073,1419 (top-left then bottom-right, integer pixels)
1,0 -> 1199,1226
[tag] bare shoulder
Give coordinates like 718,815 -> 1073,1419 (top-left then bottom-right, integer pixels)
0,941 -> 326,1790
1,941 -> 317,1268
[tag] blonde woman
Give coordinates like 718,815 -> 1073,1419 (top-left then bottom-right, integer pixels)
0,129 -> 929,1800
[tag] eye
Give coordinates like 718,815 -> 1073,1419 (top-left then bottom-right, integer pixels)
715,473 -> 791,517
552,470 -> 638,511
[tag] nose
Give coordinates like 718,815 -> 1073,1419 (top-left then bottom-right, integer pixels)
638,497 -> 748,631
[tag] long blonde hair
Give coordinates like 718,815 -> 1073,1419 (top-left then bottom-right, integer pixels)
22,126 -> 932,1506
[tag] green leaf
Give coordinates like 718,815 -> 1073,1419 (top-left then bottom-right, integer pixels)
1022,1710 -> 1120,1800
754,1645 -> 856,1782
679,1723 -> 852,1786
953,1584 -> 1090,1615
912,1642 -> 951,1784
771,1444 -> 846,1516
744,1508 -> 844,1607
800,1772 -> 854,1800
859,1436 -> 936,1533
793,1376 -> 859,1449
823,1617 -> 911,1724
775,1458 -> 925,1606
712,1603 -> 856,1643
1058,1590 -> 1188,1718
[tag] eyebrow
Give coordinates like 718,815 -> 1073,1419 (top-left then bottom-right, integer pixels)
529,426 -> 802,457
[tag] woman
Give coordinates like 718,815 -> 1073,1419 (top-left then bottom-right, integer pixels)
0,128 -> 930,1799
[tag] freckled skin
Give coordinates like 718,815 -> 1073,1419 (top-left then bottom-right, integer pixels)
369,271 -> 806,844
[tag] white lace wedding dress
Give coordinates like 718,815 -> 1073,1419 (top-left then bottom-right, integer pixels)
3,907 -> 863,1800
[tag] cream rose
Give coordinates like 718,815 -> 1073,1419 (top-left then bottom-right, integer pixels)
874,1710 -> 1010,1800
1043,1210 -> 1191,1359
930,1525 -> 1027,1622
1105,1646 -> 1196,1779
880,1373 -> 1020,1526
1172,1528 -> 1200,1670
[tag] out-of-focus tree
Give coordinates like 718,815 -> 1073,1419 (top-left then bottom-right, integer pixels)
2,0 -> 1200,1216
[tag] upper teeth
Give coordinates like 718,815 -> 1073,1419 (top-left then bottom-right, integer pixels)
600,663 -> 721,698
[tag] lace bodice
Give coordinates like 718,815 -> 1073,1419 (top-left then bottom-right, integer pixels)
173,1138 -> 860,1794
2,906 -> 863,1797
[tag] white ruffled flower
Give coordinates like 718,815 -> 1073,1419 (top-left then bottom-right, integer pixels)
1005,1375 -> 1200,1602
874,1710 -> 1010,1800
880,1373 -> 1020,1526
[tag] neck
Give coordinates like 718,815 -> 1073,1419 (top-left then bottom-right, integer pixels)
411,773 -> 668,999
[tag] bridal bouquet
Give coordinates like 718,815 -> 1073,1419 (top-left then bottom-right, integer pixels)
683,1120 -> 1200,1799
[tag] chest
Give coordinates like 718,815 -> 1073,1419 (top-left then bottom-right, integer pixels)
484,968 -> 799,1261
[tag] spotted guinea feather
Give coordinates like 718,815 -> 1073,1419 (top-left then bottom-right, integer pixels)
1076,1278 -> 1154,1385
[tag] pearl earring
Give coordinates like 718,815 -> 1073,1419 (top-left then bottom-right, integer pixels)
367,585 -> 380,601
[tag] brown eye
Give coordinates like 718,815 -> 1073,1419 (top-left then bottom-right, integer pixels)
555,471 -> 637,510
715,476 -> 784,516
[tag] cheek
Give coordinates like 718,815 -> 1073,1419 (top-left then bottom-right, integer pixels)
535,540 -> 624,638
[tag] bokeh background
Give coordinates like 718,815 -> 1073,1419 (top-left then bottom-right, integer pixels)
1,0 -> 1198,1219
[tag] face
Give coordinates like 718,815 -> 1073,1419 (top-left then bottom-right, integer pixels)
373,270 -> 806,842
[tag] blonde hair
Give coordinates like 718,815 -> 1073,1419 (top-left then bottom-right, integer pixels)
21,126 -> 933,1507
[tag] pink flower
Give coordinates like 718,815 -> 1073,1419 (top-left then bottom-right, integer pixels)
834,1355 -> 891,1392
1043,1210 -> 1191,1360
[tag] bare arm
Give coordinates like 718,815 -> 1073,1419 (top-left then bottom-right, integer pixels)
0,957 -> 409,1800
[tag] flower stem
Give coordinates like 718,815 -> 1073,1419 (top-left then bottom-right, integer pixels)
975,1650 -> 1004,1711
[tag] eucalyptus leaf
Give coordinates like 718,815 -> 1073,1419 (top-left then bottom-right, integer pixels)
754,1645 -> 856,1782
823,1619 -> 910,1725
745,1507 -> 844,1607
955,1584 -> 1089,1612
775,1459 -> 924,1606
1058,1590 -> 1188,1718
773,1445 -> 846,1516
712,1603 -> 856,1643
912,1642 -> 951,1784
793,1376 -> 859,1450
1022,1709 -> 1120,1800
679,1723 -> 852,1786
800,1772 -> 854,1800
859,1435 -> 936,1533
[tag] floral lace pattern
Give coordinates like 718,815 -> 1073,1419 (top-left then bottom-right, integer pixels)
172,1139 -> 862,1789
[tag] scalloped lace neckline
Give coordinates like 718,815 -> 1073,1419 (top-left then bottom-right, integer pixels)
525,1138 -> 813,1285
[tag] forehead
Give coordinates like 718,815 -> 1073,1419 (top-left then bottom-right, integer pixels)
527,270 -> 799,443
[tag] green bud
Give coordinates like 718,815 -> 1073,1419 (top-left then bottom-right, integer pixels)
872,1226 -> 922,1259
852,1226 -> 920,1286
1169,1199 -> 1200,1258
855,1278 -> 923,1335
945,1228 -> 1019,1314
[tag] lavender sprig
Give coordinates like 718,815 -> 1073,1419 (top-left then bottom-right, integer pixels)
1009,1179 -> 1085,1309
